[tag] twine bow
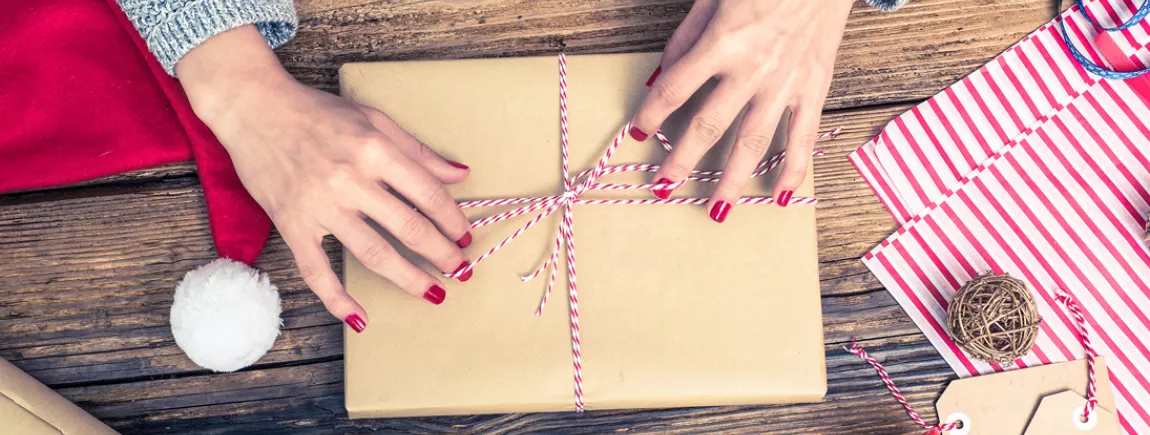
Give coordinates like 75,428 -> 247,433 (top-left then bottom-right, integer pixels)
447,53 -> 837,411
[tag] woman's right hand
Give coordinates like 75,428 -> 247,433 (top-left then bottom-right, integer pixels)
176,25 -> 473,333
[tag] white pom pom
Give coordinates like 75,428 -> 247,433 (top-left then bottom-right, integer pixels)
171,258 -> 282,372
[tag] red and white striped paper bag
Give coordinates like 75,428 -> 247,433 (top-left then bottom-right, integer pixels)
849,1 -> 1150,433
850,0 -> 1150,223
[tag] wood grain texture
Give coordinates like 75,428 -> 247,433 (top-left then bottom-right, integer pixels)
281,0 -> 1058,110
0,102 -> 937,433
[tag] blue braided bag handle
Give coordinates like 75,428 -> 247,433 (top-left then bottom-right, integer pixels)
1060,0 -> 1150,79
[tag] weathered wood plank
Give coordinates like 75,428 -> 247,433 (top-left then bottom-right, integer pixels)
57,336 -> 951,434
283,0 -> 1057,110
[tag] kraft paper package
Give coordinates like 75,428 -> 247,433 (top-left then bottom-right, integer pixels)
0,358 -> 118,434
339,52 -> 826,418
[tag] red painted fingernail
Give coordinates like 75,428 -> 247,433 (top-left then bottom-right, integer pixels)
629,126 -> 648,141
709,201 -> 731,223
344,314 -> 367,333
456,232 -> 472,248
778,190 -> 794,207
448,160 -> 469,170
645,66 -> 662,87
653,177 -> 674,199
454,261 -> 473,282
423,285 -> 446,305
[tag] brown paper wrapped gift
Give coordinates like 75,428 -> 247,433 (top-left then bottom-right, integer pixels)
340,53 -> 826,418
0,357 -> 118,434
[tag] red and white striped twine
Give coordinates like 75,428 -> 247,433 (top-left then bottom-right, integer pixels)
1055,289 -> 1099,422
847,288 -> 1100,431
449,53 -> 842,411
845,338 -> 962,433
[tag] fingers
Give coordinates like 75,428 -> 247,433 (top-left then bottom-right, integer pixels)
630,42 -> 719,142
657,0 -> 720,77
773,98 -> 821,207
283,230 -> 369,332
333,217 -> 449,306
648,80 -> 754,201
359,105 -> 469,185
710,97 -> 787,221
356,185 -> 471,280
366,144 -> 473,246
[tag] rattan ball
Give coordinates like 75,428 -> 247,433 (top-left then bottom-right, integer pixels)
946,273 -> 1042,365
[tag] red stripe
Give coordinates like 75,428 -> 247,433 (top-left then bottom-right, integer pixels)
1012,40 -> 1060,109
1049,115 -> 1142,222
1032,32 -> 1080,97
892,239 -> 952,310
926,98 -> 978,170
852,143 -> 912,222
951,186 -> 1078,362
956,177 -> 1150,426
1065,8 -> 1107,66
965,75 -> 1012,144
895,116 -> 953,191
924,217 -> 978,280
1120,0 -> 1150,34
1030,126 -> 1150,345
1069,97 -> 1150,209
910,107 -> 962,181
944,86 -> 995,157
1047,25 -> 1094,84
882,129 -> 932,207
876,251 -> 981,376
1099,80 -> 1150,204
1100,0 -> 1143,50
1021,131 -> 1150,398
984,67 -> 1030,128
905,224 -> 962,292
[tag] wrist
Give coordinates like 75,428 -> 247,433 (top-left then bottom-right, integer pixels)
176,25 -> 295,127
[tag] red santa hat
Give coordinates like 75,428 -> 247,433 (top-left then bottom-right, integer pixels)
2,0 -> 281,372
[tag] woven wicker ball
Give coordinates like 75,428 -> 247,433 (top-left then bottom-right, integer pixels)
946,273 -> 1042,365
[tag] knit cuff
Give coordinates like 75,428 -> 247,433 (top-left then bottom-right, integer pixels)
134,0 -> 297,76
865,0 -> 910,12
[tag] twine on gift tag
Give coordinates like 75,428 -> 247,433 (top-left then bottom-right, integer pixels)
845,339 -> 963,433
848,288 -> 1100,433
448,53 -> 841,411
1054,289 -> 1099,423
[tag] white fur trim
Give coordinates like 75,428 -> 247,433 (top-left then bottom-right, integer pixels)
171,258 -> 282,372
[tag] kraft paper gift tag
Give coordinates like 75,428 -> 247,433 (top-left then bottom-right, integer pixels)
1023,391 -> 1119,435
935,357 -> 1117,435
339,53 -> 826,417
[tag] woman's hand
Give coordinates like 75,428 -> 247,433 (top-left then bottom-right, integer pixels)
630,0 -> 853,222
177,25 -> 474,333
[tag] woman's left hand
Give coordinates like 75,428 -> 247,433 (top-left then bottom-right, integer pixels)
629,0 -> 853,222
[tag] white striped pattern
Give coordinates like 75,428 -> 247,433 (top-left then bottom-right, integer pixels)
849,1 -> 1150,433
451,53 -> 834,411
858,66 -> 1150,435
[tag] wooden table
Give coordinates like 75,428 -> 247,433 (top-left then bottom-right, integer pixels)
0,1 -> 1065,433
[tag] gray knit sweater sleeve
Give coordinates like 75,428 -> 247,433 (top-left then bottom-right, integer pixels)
116,0 -> 298,76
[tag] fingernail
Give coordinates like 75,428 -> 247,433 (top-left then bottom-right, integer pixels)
423,285 -> 446,305
629,126 -> 648,141
653,177 -> 674,199
454,261 -> 473,282
709,201 -> 731,223
344,314 -> 367,333
645,66 -> 662,87
778,190 -> 794,207
456,232 -> 472,249
448,160 -> 469,170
